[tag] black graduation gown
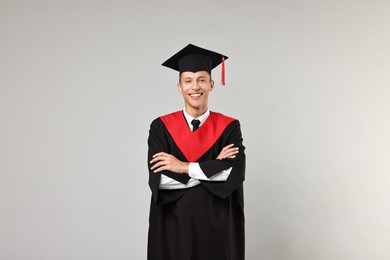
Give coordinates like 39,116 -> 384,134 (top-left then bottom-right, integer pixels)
147,111 -> 246,260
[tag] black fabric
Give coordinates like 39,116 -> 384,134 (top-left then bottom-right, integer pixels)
179,53 -> 212,74
191,119 -> 200,131
161,43 -> 228,73
147,117 -> 245,260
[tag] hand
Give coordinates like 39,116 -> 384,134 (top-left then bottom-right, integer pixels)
150,152 -> 189,174
217,144 -> 239,160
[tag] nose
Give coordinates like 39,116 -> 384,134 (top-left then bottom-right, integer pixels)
191,82 -> 201,90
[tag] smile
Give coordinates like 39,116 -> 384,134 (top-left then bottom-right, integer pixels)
189,93 -> 203,97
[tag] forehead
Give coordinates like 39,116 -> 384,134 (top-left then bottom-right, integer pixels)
180,71 -> 211,78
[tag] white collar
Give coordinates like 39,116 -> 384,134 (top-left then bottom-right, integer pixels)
183,108 -> 210,131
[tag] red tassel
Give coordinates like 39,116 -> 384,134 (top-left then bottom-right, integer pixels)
221,56 -> 226,86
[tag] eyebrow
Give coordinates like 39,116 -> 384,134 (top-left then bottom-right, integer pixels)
196,76 -> 209,81
183,76 -> 207,80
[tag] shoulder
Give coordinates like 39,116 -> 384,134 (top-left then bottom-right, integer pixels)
210,111 -> 239,124
210,112 -> 244,137
149,110 -> 182,129
159,110 -> 182,119
149,117 -> 164,132
206,111 -> 242,138
159,110 -> 183,123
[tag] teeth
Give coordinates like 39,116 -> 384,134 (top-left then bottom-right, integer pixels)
190,93 -> 202,97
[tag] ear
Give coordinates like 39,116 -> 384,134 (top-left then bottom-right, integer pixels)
177,83 -> 183,93
210,80 -> 215,92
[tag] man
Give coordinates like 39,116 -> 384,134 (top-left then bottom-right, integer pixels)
147,44 -> 246,260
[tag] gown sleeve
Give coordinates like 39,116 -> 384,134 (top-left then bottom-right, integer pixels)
199,121 -> 246,199
147,118 -> 189,204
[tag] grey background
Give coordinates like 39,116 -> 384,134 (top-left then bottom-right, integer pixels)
1,0 -> 389,259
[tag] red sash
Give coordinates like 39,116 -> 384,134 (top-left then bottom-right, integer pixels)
160,111 -> 236,162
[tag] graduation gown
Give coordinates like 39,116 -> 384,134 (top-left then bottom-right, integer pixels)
147,111 -> 246,260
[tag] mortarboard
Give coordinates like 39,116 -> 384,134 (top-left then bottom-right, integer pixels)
162,44 -> 228,85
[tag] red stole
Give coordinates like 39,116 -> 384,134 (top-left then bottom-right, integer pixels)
160,111 -> 236,162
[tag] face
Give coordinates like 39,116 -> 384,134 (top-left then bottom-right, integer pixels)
177,71 -> 214,115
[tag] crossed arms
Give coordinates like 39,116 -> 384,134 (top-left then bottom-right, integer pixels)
147,118 -> 245,203
150,143 -> 239,174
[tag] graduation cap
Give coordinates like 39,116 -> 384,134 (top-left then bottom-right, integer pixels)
162,44 -> 228,85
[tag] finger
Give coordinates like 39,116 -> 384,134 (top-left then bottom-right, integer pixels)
225,147 -> 239,154
220,150 -> 239,159
220,148 -> 239,157
220,144 -> 231,152
150,156 -> 165,164
152,152 -> 169,158
150,152 -> 172,163
150,160 -> 166,171
227,149 -> 239,156
150,157 -> 160,164
225,153 -> 237,158
221,144 -> 234,152
153,165 -> 167,173
224,150 -> 239,157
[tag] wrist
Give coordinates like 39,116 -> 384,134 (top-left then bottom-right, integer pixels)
182,162 -> 189,174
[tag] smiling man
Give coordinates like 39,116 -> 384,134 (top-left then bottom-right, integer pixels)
147,44 -> 246,260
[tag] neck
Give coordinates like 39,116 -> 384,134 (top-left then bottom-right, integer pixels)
185,105 -> 208,119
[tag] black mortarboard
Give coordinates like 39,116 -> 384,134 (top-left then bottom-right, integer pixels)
162,44 -> 228,85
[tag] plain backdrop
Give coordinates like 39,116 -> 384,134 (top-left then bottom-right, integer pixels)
1,0 -> 390,259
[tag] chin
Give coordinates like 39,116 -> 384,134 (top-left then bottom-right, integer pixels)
189,103 -> 207,110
